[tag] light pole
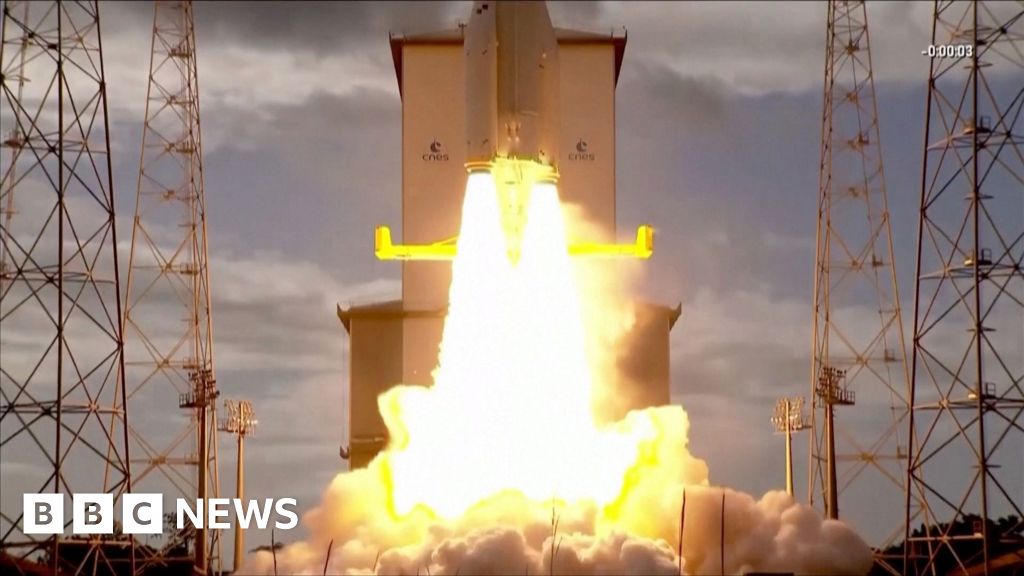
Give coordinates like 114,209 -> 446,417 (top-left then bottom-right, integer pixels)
771,397 -> 811,496
815,367 -> 854,519
220,400 -> 257,574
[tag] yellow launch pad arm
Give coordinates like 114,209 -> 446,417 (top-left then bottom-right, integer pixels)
374,225 -> 654,261
374,227 -> 458,261
569,225 -> 654,259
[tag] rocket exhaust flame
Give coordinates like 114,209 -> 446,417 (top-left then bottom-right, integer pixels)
249,174 -> 875,575
383,171 -> 643,518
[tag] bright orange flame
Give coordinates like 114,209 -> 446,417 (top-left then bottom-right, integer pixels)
379,166 -> 645,518
244,159 -> 877,575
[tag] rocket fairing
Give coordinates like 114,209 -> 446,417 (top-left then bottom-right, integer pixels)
465,1 -> 560,175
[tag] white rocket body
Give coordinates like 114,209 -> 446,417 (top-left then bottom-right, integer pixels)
465,1 -> 560,171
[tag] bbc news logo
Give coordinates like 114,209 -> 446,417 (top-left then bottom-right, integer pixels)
23,494 -> 298,535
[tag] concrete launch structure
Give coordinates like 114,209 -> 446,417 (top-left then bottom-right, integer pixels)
339,2 -> 680,469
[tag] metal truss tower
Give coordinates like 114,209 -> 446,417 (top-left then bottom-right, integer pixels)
904,2 -> 1024,574
0,1 -> 134,573
808,0 -> 913,555
123,1 -> 221,573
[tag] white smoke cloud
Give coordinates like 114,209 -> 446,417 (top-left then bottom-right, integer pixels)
241,407 -> 872,575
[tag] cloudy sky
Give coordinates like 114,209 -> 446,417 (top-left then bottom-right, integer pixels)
3,0 -> 1022,556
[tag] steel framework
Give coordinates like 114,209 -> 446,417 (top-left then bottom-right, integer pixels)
0,1 -> 134,573
122,1 -> 221,573
808,0 -> 914,555
904,2 -> 1024,574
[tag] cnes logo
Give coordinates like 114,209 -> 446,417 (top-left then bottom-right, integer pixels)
23,493 -> 298,535
569,138 -> 595,161
422,138 -> 449,162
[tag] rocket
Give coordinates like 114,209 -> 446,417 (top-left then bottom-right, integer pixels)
373,1 -> 655,262
464,1 -> 560,178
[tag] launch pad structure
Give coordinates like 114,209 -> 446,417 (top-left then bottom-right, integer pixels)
808,1 -> 912,556
122,1 -> 224,573
905,2 -> 1024,574
0,1 -> 134,574
1,1 -> 249,574
338,5 -> 682,469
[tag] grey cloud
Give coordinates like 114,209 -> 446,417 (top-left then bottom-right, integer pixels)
625,62 -> 732,132
196,88 -> 402,280
547,1 -> 607,30
676,339 -> 806,402
112,1 -> 610,56
95,84 -> 403,290
206,1 -> 462,56
107,2 -> 468,56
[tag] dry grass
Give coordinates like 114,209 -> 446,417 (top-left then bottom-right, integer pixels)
549,505 -> 564,576
678,487 -> 687,576
323,538 -> 334,575
271,529 -> 278,576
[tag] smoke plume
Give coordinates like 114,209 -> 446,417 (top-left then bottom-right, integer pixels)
245,181 -> 873,575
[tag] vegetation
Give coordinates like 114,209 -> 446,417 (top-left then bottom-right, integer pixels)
870,515 -> 1024,576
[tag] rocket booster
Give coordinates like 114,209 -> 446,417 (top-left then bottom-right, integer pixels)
465,1 -> 560,175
